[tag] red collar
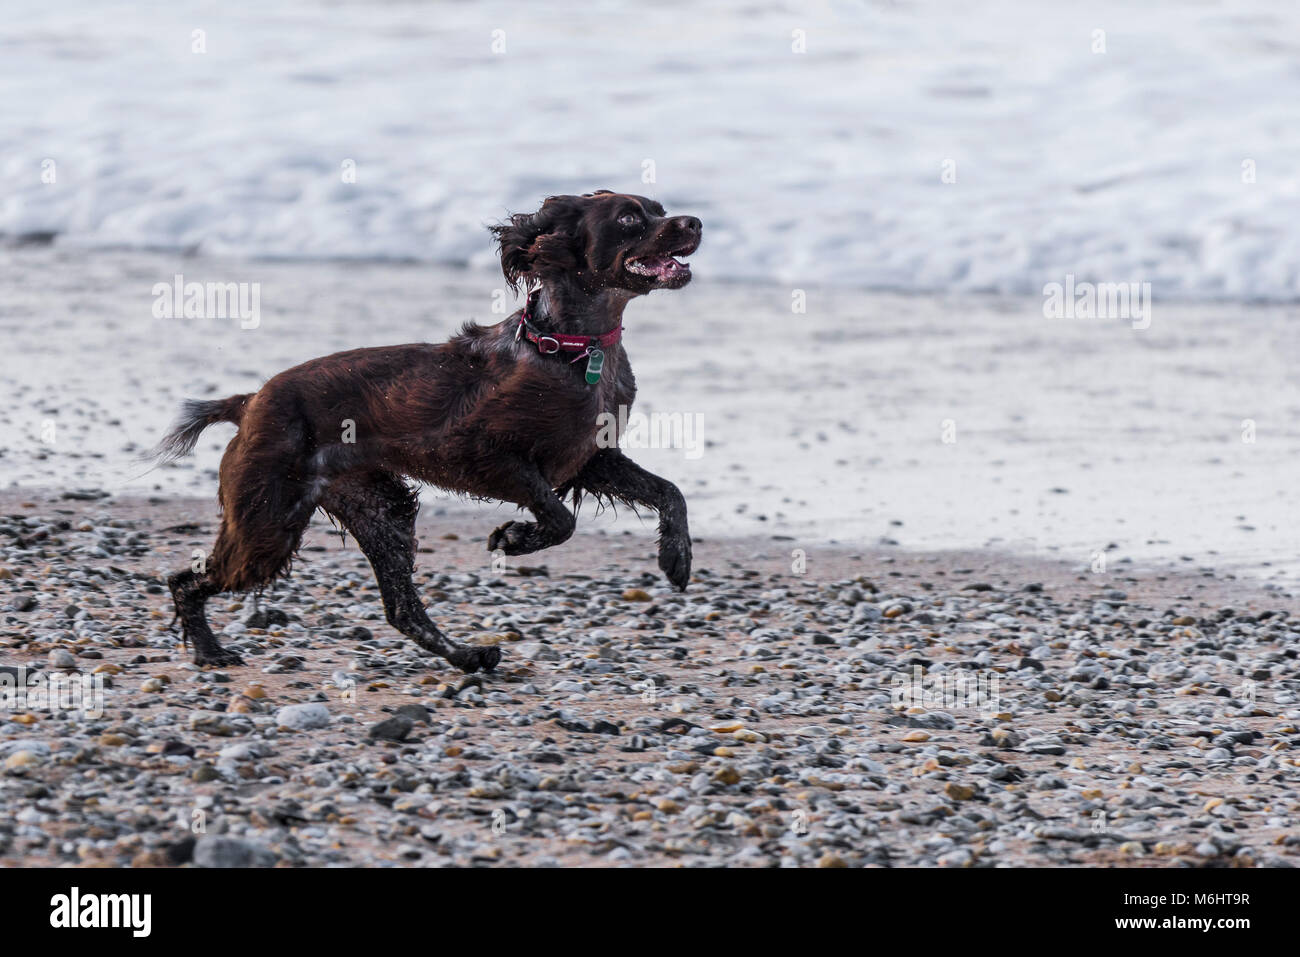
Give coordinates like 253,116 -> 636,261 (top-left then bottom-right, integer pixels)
515,302 -> 622,356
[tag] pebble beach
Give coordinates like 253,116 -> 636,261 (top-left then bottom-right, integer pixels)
4,0 -> 1300,892
3,488 -> 1298,868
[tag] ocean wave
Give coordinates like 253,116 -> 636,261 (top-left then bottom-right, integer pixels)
2,0 -> 1298,300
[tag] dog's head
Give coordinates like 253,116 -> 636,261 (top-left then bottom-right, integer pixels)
491,191 -> 702,296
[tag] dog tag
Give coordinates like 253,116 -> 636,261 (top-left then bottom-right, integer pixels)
584,348 -> 605,385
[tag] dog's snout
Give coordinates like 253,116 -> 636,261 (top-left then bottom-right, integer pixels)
673,216 -> 702,235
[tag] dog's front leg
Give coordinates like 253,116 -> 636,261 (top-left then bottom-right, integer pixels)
487,465 -> 576,556
562,448 -> 692,591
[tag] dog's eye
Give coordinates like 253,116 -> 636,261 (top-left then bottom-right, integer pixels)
618,213 -> 642,228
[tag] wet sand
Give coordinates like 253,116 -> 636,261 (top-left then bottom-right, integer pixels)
3,247 -> 1298,585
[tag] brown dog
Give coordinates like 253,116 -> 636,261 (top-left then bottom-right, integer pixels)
154,190 -> 702,672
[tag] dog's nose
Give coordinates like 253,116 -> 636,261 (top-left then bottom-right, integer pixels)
672,216 -> 702,234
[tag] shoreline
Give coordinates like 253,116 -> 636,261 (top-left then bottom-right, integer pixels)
5,485 -> 1296,607
5,248 -> 1299,587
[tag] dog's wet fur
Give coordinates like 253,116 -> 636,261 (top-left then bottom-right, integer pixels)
154,190 -> 702,672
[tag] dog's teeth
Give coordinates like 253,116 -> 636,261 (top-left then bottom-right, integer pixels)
626,255 -> 690,280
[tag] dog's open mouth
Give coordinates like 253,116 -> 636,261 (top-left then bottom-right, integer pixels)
625,253 -> 691,284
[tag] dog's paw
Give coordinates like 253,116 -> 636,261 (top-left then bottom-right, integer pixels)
193,646 -> 245,668
448,644 -> 501,674
658,533 -> 692,592
488,520 -> 536,555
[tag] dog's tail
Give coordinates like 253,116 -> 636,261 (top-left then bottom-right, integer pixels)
151,394 -> 252,464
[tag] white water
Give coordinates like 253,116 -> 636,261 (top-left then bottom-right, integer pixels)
3,0 -> 1299,299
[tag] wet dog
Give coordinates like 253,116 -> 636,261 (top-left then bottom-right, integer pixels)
154,190 -> 702,672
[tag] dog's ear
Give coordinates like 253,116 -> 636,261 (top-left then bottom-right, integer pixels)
489,213 -> 541,292
489,197 -> 584,292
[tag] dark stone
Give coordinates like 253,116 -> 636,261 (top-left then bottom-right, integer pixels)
367,715 -> 414,742
395,704 -> 431,725
165,836 -> 196,865
659,717 -> 696,734
245,607 -> 292,629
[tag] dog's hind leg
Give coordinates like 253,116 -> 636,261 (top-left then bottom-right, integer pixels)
320,471 -> 500,674
559,448 -> 692,591
168,460 -> 318,667
168,506 -> 310,667
167,567 -> 243,667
